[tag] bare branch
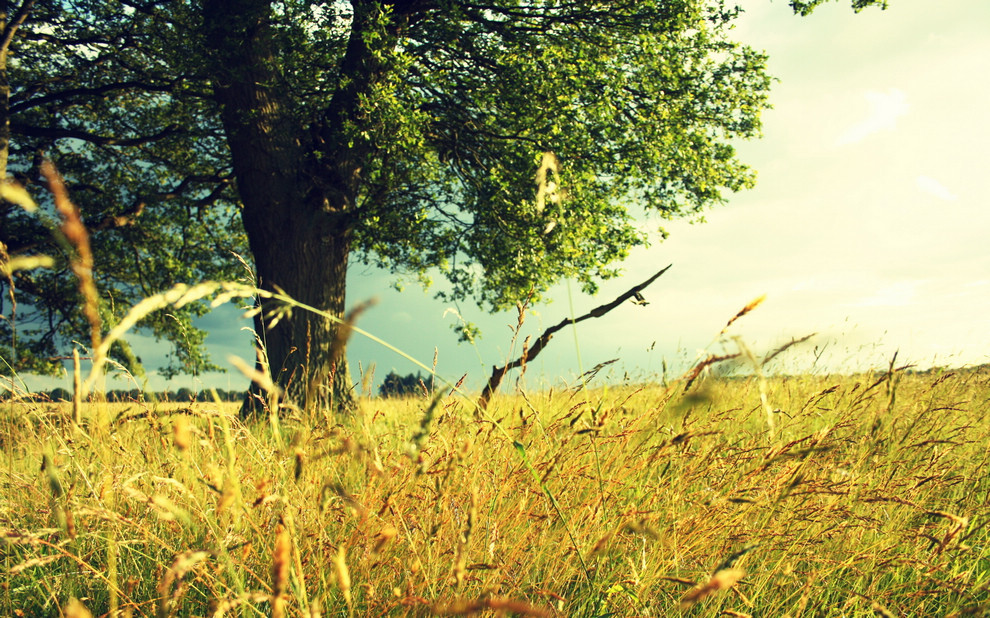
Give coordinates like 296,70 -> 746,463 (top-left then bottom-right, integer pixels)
477,264 -> 672,410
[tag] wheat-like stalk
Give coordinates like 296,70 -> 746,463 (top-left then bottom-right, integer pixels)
679,568 -> 746,609
42,162 -> 102,353
272,521 -> 291,618
720,294 -> 766,335
332,544 -> 353,616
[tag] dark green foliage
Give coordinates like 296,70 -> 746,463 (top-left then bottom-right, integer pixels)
378,371 -> 426,398
1,0 -> 247,377
47,387 -> 71,402
11,388 -> 246,403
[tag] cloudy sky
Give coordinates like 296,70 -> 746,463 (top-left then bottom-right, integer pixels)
22,0 -> 990,394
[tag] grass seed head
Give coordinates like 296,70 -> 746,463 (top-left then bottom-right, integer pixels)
173,416 -> 192,451
63,598 -> 94,618
371,526 -> 398,558
294,447 -> 304,481
272,522 -> 291,599
333,544 -> 352,610
721,294 -> 766,335
679,568 -> 746,609
42,161 -> 101,353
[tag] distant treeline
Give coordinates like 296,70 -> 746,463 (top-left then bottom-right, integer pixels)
2,388 -> 248,403
10,365 -> 980,404
4,373 -> 431,402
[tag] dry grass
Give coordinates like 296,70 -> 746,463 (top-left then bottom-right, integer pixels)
3,137 -> 986,618
3,367 -> 990,616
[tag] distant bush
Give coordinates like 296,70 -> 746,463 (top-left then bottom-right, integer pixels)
17,388 -> 249,403
379,371 -> 426,398
49,387 -> 72,402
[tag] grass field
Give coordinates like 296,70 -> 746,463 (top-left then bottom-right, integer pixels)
2,366 -> 990,617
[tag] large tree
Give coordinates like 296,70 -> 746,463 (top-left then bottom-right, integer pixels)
0,0 -> 886,410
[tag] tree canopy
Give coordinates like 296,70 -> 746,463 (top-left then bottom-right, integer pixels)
0,0 -> 887,409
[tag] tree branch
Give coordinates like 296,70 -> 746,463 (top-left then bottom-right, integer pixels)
11,122 -> 180,147
91,200 -> 146,231
477,263 -> 672,410
10,80 -> 178,114
1,0 -> 35,58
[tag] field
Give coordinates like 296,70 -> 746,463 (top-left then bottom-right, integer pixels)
2,368 -> 990,617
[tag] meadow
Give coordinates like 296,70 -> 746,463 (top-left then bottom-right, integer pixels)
2,364 -> 989,617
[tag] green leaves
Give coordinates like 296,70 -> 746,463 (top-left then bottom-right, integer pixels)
790,0 -> 889,16
2,0 -> 246,377
349,0 -> 772,312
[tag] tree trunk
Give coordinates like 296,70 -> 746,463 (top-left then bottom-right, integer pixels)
243,201 -> 355,416
0,0 -> 36,180
201,0 -> 358,416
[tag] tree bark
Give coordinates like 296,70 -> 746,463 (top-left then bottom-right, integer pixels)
0,0 -> 36,179
246,211 -> 354,415
201,0 -> 357,416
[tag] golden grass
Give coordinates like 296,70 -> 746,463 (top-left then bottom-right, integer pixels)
3,133 -> 985,618
2,368 -> 990,616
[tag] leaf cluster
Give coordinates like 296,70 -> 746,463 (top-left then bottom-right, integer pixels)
377,370 -> 427,397
2,0 -> 247,376
347,0 -> 774,310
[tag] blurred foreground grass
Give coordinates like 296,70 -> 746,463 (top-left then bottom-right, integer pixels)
2,368 -> 989,616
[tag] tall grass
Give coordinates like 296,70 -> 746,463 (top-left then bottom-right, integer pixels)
3,161 -> 990,616
2,365 -> 990,616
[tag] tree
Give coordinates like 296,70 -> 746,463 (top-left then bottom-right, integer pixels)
0,0 -> 887,414
48,386 -> 71,402
379,371 -> 426,398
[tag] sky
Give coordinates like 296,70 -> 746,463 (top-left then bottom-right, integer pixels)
19,0 -> 990,394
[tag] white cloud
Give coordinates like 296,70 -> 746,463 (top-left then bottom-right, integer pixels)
916,175 -> 958,201
836,88 -> 910,145
850,281 -> 919,307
